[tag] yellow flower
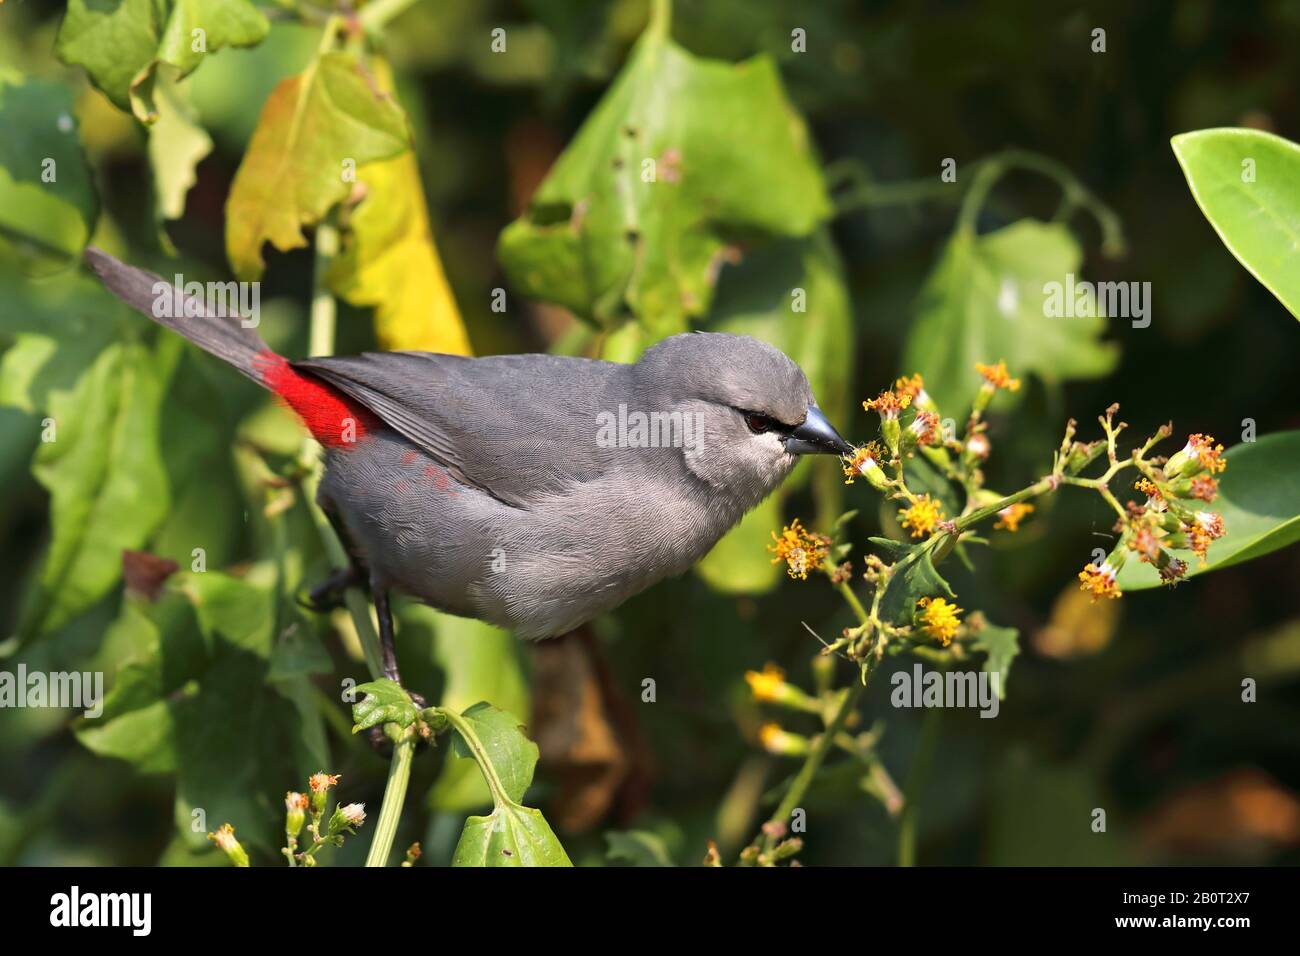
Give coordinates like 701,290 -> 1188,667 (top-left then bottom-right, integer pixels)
994,502 -> 1034,532
768,518 -> 830,580
916,596 -> 962,645
842,442 -> 888,488
744,663 -> 786,703
895,373 -> 932,408
975,359 -> 1021,392
1186,433 -> 1227,474
898,494 -> 944,538
863,387 -> 912,420
1078,561 -> 1121,601
1188,474 -> 1219,502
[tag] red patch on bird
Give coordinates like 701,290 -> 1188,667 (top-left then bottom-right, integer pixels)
253,351 -> 377,448
401,449 -> 418,466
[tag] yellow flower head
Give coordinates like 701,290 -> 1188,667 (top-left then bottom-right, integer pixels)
994,502 -> 1034,533
1184,433 -> 1227,475
1128,520 -> 1162,565
864,387 -> 912,420
1078,561 -> 1121,601
899,494 -> 944,538
975,359 -> 1021,392
744,663 -> 786,703
916,596 -> 962,645
768,518 -> 830,580
895,373 -> 929,404
842,442 -> 885,485
1135,478 -> 1162,501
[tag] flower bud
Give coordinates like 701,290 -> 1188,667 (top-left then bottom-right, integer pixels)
285,791 -> 307,841
208,824 -> 250,868
309,772 -> 340,816
758,723 -> 811,757
327,802 -> 367,836
881,417 -> 901,457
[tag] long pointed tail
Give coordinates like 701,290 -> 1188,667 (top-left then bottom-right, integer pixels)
85,247 -> 375,447
85,246 -> 269,384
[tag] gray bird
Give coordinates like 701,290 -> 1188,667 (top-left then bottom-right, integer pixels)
86,248 -> 852,683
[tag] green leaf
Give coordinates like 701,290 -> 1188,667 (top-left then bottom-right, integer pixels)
1171,128 -> 1300,321
425,611 -> 530,812
54,0 -> 269,120
19,341 -> 172,640
450,803 -> 572,867
443,700 -> 571,867
604,829 -> 674,866
902,220 -> 1119,420
695,493 -> 783,594
971,622 -> 1019,699
76,570 -> 323,851
878,542 -> 954,625
447,702 -> 539,806
148,72 -> 213,227
0,75 -> 99,274
351,678 -> 418,732
1118,430 -> 1300,590
225,51 -> 410,280
498,8 -> 830,337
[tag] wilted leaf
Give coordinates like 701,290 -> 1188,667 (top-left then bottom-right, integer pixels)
902,220 -> 1119,420
1118,430 -> 1300,590
55,0 -> 269,120
498,7 -> 830,337
0,75 -> 99,274
225,51 -> 409,280
328,61 -> 471,355
19,342 -> 172,640
1172,128 -> 1300,321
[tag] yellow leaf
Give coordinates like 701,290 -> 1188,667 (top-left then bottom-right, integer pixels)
330,151 -> 472,355
224,52 -> 409,280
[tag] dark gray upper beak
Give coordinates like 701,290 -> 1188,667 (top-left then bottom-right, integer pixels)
784,406 -> 853,456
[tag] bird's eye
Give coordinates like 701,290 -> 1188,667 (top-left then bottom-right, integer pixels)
745,412 -> 775,434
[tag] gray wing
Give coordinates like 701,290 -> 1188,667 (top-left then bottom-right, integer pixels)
295,351 -> 627,508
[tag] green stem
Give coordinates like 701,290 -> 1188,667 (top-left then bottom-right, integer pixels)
760,679 -> 867,853
955,149 -> 1125,255
364,728 -> 416,867
303,213 -> 410,867
953,476 -> 1056,531
898,706 -> 942,866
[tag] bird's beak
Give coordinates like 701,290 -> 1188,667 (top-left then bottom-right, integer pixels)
784,406 -> 853,456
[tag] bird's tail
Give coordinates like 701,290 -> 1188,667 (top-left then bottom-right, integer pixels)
85,246 -> 270,385
85,247 -> 377,448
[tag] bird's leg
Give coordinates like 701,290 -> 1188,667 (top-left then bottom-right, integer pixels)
372,584 -> 401,684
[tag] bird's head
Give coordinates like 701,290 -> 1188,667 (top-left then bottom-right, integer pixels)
632,332 -> 852,504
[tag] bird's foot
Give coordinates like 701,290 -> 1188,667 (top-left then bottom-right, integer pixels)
298,565 -> 361,613
365,687 -> 429,755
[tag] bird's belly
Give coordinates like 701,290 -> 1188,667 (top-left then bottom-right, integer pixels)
321,432 -> 756,639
